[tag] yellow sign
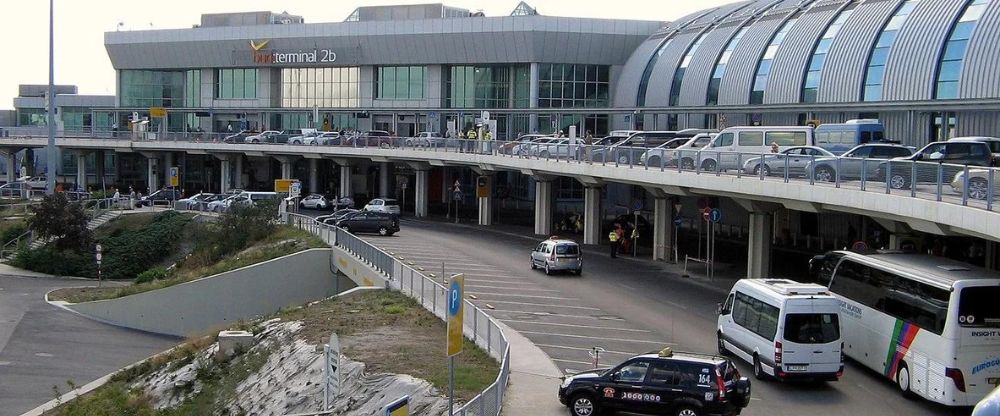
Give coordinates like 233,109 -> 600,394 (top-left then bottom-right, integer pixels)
274,179 -> 296,193
446,274 -> 465,357
150,107 -> 167,118
249,39 -> 270,51
169,167 -> 179,187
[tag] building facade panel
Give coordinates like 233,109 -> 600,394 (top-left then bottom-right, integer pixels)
883,0 -> 967,101
961,0 -> 1000,98
717,13 -> 786,105
817,0 -> 898,103
677,25 -> 741,106
764,6 -> 837,104
643,31 -> 700,107
612,37 -> 669,108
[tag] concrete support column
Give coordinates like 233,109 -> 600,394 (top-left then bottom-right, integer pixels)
583,187 -> 601,245
529,63 -> 539,133
146,156 -> 158,193
534,180 -> 553,235
272,156 -> 294,180
308,158 -> 318,194
378,162 -> 390,198
219,158 -> 232,194
163,152 -> 173,188
339,164 -> 352,199
4,153 -> 15,184
986,241 -> 996,271
415,169 -> 429,217
76,152 -> 87,191
747,212 -> 774,279
652,197 -> 670,261
233,154 -> 244,190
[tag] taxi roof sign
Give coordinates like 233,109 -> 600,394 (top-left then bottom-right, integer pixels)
658,347 -> 674,358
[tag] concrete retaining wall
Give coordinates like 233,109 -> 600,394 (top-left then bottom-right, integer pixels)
332,247 -> 390,288
66,249 -> 339,337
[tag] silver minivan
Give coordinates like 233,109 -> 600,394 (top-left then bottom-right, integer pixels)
530,238 -> 582,275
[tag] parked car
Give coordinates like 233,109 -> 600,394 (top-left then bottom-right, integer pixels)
973,385 -> 1000,416
299,194 -> 331,210
136,188 -> 183,207
193,193 -> 227,211
304,132 -> 344,146
531,138 -> 581,159
0,182 -> 31,198
208,194 -> 242,212
318,208 -> 360,225
948,136 -> 1000,164
558,348 -> 751,416
671,133 -> 717,169
230,192 -> 279,210
881,140 -> 997,190
363,198 -> 401,215
639,137 -> 696,167
287,129 -> 319,145
530,237 -> 582,275
405,132 -> 442,147
741,146 -> 835,177
175,192 -> 215,210
336,211 -> 399,236
244,130 -> 283,144
502,134 -> 552,155
21,176 -> 47,189
699,126 -> 815,172
223,130 -> 250,144
514,136 -> 558,156
804,143 -> 913,182
329,196 -> 355,209
349,131 -> 394,148
592,131 -> 682,165
952,168 -> 1000,200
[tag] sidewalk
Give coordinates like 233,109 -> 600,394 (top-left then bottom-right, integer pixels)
406,215 -> 743,296
500,322 -> 566,416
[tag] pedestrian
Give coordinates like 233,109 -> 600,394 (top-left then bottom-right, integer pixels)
617,224 -> 627,255
608,224 -> 620,258
584,130 -> 594,162
770,142 -> 779,153
466,127 -> 478,153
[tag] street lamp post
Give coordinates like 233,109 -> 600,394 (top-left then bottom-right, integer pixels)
45,0 -> 57,195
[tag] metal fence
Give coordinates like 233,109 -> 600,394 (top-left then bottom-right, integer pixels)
287,213 -> 511,416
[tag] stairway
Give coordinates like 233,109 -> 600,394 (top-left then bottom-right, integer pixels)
24,210 -> 122,250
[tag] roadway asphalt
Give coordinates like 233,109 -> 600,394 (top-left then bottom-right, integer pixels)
353,217 -> 971,416
0,275 -> 179,416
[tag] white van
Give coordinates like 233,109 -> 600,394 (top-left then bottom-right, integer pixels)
699,126 -> 815,171
717,278 -> 843,382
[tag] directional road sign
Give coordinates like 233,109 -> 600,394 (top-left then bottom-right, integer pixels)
710,208 -> 722,223
447,274 -> 465,356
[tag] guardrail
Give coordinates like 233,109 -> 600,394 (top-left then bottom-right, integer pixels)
287,213 -> 510,416
8,132 -> 999,214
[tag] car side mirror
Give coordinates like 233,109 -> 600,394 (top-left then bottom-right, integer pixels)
717,302 -> 724,315
928,152 -> 944,161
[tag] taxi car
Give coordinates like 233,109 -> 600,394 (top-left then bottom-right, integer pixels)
558,348 -> 751,416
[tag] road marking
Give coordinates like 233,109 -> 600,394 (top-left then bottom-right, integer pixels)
464,278 -> 531,285
465,285 -> 560,292
471,299 -> 600,310
463,274 -> 529,280
466,291 -> 577,301
500,320 -> 650,332
487,309 -> 624,320
618,283 -> 635,290
551,358 -> 599,366
535,344 -> 638,356
517,331 -> 674,345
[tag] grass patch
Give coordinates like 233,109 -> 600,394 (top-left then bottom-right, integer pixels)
284,290 -> 500,402
47,225 -> 326,304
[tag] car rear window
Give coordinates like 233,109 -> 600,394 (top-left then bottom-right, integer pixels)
958,286 -> 1000,328
783,313 -> 840,344
555,244 -> 579,255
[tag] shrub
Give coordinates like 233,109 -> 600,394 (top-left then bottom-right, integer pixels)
135,267 -> 168,284
11,246 -> 94,277
100,211 -> 190,280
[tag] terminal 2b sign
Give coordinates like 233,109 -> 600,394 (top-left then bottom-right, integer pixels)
243,39 -> 337,65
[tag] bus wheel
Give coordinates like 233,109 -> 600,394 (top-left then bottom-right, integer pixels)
896,362 -> 914,398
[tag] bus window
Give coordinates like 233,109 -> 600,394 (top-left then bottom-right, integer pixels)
766,131 -> 808,146
959,286 -> 1000,328
860,131 -> 872,144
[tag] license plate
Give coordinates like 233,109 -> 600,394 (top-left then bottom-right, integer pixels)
989,377 -> 1000,386
786,365 -> 807,372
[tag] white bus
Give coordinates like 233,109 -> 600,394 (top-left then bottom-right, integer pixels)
810,251 -> 1000,406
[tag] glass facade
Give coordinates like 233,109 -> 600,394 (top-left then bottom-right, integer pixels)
185,70 -> 201,107
707,27 -> 749,106
538,64 -> 609,108
17,108 -> 46,126
447,65 -> 530,109
863,0 -> 919,101
215,68 -> 257,99
802,3 -> 856,103
119,70 -> 187,107
375,66 -> 426,100
751,14 -> 801,104
934,0 -> 988,99
61,108 -> 92,130
669,33 -> 708,106
281,67 -> 360,108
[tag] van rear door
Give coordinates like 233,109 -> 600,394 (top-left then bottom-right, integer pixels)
781,302 -> 842,375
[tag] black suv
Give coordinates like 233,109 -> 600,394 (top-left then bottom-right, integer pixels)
881,140 -> 997,190
136,188 -> 183,207
335,211 -> 399,236
558,348 -> 751,416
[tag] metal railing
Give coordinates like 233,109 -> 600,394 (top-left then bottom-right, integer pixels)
287,213 -> 510,416
10,131 -> 1000,213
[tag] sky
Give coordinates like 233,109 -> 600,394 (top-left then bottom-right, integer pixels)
0,0 -> 735,109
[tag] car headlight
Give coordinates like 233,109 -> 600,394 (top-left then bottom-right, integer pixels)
560,376 -> 573,388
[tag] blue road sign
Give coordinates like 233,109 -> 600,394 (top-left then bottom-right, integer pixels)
710,208 -> 722,223
673,216 -> 683,226
448,280 -> 461,316
632,200 -> 643,211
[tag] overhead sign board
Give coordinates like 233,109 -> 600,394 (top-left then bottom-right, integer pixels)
246,39 -> 337,65
274,179 -> 299,193
447,274 -> 465,357
150,107 -> 167,118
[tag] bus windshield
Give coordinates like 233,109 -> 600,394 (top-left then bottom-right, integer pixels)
959,286 -> 1000,328
784,313 -> 840,344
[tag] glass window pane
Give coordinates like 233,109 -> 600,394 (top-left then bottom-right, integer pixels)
815,38 -> 833,54
869,47 -> 890,67
938,60 -> 962,82
804,71 -> 821,88
876,31 -> 897,48
936,81 -> 959,99
809,53 -> 826,70
951,21 -> 976,40
885,15 -> 906,31
757,59 -> 772,75
753,74 -> 768,91
865,65 -> 885,85
960,4 -> 986,22
943,39 -> 969,60
863,84 -> 882,101
764,45 -> 778,60
802,88 -> 817,103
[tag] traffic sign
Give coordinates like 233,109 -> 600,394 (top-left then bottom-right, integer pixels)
710,208 -> 722,223
383,396 -> 410,416
95,244 -> 103,252
632,199 -> 643,211
453,190 -> 463,201
150,107 -> 167,118
290,181 -> 302,198
703,211 -> 710,222
95,253 -> 103,261
169,167 -> 179,187
447,274 -> 465,357
673,216 -> 683,226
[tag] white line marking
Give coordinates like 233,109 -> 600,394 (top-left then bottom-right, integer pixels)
466,292 -> 577,300
500,320 -> 650,332
617,283 -> 635,290
517,331 -> 674,345
535,344 -> 638,356
472,299 -> 601,310
550,358 -> 595,366
465,285 -> 560,292
464,278 -> 531,284
487,309 -> 624,320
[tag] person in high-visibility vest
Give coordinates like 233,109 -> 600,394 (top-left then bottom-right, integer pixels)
466,128 -> 478,153
608,224 -> 621,258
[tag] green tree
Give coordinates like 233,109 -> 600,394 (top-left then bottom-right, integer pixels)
27,193 -> 92,251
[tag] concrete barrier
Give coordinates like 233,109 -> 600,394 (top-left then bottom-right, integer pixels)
331,246 -> 391,288
62,249 -> 340,337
